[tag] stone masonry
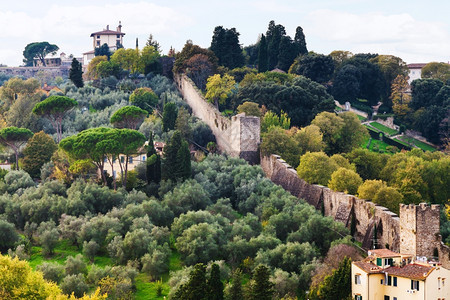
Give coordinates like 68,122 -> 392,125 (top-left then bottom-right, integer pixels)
174,74 -> 260,164
261,154 -> 450,269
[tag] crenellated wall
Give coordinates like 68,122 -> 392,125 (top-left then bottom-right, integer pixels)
175,74 -> 260,163
261,154 -> 450,269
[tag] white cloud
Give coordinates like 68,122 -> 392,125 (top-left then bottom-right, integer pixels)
0,2 -> 192,66
307,9 -> 450,63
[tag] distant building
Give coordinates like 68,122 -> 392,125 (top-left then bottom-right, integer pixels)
40,83 -> 63,96
352,249 -> 449,300
407,63 -> 427,84
102,141 -> 165,179
33,52 -> 82,68
83,22 -> 125,66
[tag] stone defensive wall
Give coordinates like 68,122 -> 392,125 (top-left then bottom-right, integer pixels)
0,66 -> 69,78
174,74 -> 260,163
261,154 -> 450,268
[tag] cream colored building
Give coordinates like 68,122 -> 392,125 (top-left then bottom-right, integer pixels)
352,249 -> 449,300
83,22 -> 125,66
102,142 -> 165,179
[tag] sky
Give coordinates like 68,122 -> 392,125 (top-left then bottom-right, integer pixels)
1,0 -> 449,66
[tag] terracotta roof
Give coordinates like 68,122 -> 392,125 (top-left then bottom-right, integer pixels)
407,63 -> 427,69
368,249 -> 401,258
90,30 -> 125,37
353,261 -> 383,273
270,68 -> 286,73
42,85 -> 58,92
385,264 -> 434,281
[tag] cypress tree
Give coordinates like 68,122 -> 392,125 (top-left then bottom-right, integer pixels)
176,140 -> 191,180
207,264 -> 223,300
184,263 -> 208,300
265,21 -> 286,70
69,58 -> 84,88
258,35 -> 268,73
229,268 -> 243,300
250,265 -> 273,300
146,132 -> 161,184
162,130 -> 191,181
294,26 -> 308,56
162,102 -> 178,132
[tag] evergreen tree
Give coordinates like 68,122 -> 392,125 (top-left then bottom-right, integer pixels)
249,265 -> 274,300
276,36 -> 297,72
265,21 -> 286,70
94,43 -> 111,59
176,140 -> 191,180
207,264 -> 223,300
294,26 -> 308,56
162,102 -> 178,132
210,26 -> 245,69
69,58 -> 83,88
229,269 -> 243,300
310,257 -> 352,299
163,131 -> 191,181
258,34 -> 268,73
146,132 -> 161,184
184,263 -> 208,300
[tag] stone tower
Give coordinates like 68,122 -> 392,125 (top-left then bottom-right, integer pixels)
399,203 -> 440,257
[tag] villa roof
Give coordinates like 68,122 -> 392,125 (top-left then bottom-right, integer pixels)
407,63 -> 427,69
353,261 -> 383,274
368,249 -> 401,258
385,264 -> 434,281
90,29 -> 125,37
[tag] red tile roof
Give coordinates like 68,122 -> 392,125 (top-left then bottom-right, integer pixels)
90,30 -> 125,37
368,249 -> 401,258
353,261 -> 383,274
407,63 -> 427,69
385,264 -> 434,281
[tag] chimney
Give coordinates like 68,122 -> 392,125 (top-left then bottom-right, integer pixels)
117,21 -> 122,33
107,25 -> 109,30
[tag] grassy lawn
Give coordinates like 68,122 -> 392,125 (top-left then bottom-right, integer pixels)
398,136 -> 436,152
135,273 -> 170,300
357,115 -> 366,121
27,240 -> 184,299
369,122 -> 398,136
361,137 -> 395,153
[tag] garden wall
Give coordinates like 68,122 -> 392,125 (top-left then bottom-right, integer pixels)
261,154 -> 450,269
0,66 -> 69,78
175,74 -> 260,164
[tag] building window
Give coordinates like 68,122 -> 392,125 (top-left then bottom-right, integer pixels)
142,155 -> 146,161
355,274 -> 361,285
355,295 -> 362,300
393,277 -> 397,287
96,41 -> 100,46
411,280 -> 420,291
117,34 -> 120,38
377,258 -> 382,266
384,258 -> 393,266
387,275 -> 392,286
97,35 -> 100,38
393,298 -> 397,300
384,296 -> 390,300
129,157 -> 133,164
120,156 -> 124,163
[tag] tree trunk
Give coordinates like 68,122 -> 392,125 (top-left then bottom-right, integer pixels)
123,155 -> 129,188
14,149 -> 19,170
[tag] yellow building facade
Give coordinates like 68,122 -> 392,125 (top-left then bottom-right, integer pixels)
352,249 -> 449,300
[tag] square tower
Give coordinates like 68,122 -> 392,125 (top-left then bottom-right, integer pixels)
399,203 -> 440,257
